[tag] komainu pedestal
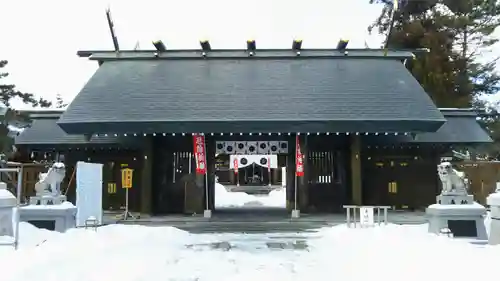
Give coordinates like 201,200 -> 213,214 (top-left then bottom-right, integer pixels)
426,162 -> 487,240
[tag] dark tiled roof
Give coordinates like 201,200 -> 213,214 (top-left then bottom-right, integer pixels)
413,109 -> 491,143
14,113 -> 138,148
364,109 -> 492,144
58,57 -> 444,134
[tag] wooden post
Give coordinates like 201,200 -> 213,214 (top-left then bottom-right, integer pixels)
286,136 -> 297,211
205,136 -> 216,210
140,136 -> 153,214
350,135 -> 362,205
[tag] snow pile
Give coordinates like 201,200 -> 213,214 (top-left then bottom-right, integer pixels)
256,187 -> 287,207
1,221 -> 500,280
0,222 -> 61,252
214,182 -> 255,207
307,223 -> 500,280
215,182 -> 286,208
0,223 -> 193,281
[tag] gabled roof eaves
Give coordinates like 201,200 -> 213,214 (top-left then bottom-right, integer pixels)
364,109 -> 492,145
14,116 -> 140,148
80,48 -> 418,61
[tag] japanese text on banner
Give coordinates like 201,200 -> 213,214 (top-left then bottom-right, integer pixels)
192,134 -> 207,174
233,158 -> 238,174
296,135 -> 304,177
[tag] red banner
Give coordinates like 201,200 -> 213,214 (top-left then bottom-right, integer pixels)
192,134 -> 207,175
296,135 -> 304,177
233,158 -> 238,174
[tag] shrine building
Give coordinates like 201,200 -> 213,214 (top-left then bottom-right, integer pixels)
14,41 -> 492,214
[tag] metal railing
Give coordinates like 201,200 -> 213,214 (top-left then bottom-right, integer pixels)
84,216 -> 99,232
343,205 -> 390,228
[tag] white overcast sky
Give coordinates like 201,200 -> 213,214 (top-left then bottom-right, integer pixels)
0,0 -> 498,109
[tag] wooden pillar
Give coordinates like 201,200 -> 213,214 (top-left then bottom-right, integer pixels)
205,136 -> 216,210
350,135 -> 362,205
229,169 -> 235,184
286,135 -> 297,210
272,169 -> 279,185
140,136 -> 153,214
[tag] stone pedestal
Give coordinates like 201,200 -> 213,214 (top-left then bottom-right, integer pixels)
203,209 -> 212,218
436,193 -> 474,205
0,182 -> 16,237
487,192 -> 500,245
29,195 -> 67,205
291,209 -> 300,219
19,202 -> 77,233
426,194 -> 487,240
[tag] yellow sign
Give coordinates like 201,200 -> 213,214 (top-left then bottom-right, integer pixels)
121,168 -> 134,189
107,182 -> 117,194
388,181 -> 398,194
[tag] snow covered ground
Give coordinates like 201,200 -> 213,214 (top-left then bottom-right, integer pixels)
215,182 -> 286,208
1,219 -> 499,281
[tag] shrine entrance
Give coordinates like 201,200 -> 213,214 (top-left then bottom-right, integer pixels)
214,140 -> 288,210
241,162 -> 268,186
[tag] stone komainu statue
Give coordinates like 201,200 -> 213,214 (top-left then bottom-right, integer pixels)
437,162 -> 469,195
34,162 -> 66,197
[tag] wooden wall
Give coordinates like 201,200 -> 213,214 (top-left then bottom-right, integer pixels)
2,163 -> 46,203
454,161 -> 500,204
362,146 -> 442,210
305,135 -> 350,212
152,135 -> 202,214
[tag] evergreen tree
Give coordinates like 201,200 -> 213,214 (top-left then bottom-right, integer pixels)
55,93 -> 68,108
368,0 -> 500,107
442,0 -> 500,101
369,0 -> 465,107
0,60 -> 52,157
442,0 -> 500,157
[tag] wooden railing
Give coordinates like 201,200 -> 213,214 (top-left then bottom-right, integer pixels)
1,163 -> 46,203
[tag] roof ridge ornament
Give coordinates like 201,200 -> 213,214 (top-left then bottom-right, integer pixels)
200,40 -> 211,57
246,40 -> 256,56
105,7 -> 120,52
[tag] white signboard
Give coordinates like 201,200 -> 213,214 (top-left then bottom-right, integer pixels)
76,161 -> 104,227
359,207 -> 374,227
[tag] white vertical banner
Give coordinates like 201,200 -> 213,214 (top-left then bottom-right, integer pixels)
359,207 -> 374,227
282,167 -> 287,188
76,161 -> 104,227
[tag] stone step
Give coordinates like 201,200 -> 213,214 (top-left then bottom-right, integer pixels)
186,240 -> 310,251
118,220 -> 333,233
